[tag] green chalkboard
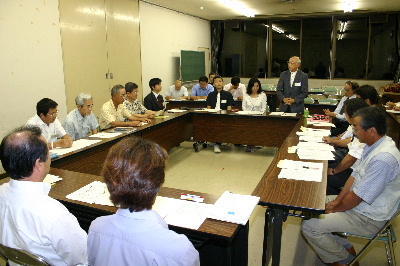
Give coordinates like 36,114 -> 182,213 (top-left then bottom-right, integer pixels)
181,50 -> 205,82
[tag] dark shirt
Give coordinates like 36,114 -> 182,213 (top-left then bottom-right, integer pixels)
206,90 -> 234,110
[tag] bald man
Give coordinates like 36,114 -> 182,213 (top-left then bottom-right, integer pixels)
165,80 -> 188,100
277,56 -> 309,114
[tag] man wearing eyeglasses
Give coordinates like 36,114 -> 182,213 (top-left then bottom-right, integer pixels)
277,56 -> 309,114
26,98 -> 73,149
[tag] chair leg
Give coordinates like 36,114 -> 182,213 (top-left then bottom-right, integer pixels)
386,228 -> 396,266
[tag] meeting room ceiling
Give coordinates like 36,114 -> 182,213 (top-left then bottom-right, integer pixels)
143,0 -> 400,20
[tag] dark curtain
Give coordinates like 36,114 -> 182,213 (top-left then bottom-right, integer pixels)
394,14 -> 400,83
211,21 -> 224,75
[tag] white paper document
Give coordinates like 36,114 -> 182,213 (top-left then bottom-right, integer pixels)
66,181 -> 113,206
43,174 -> 62,184
204,109 -> 220,112
386,110 -> 400,114
167,109 -> 188,113
307,121 -> 336,127
153,196 -> 211,230
277,159 -> 323,182
281,113 -> 297,117
299,136 -> 324,142
269,112 -> 284,116
207,191 -> 260,225
297,128 -> 330,137
89,132 -> 123,139
51,139 -> 102,156
236,111 -> 264,115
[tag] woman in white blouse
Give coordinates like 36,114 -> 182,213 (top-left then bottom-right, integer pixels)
242,78 -> 268,112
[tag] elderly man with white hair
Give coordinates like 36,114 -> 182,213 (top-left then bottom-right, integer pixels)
62,92 -> 99,140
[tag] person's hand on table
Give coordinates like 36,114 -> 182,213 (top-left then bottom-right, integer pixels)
322,136 -> 334,144
56,138 -> 73,148
323,109 -> 336,117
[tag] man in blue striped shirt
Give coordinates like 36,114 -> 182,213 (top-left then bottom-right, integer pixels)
302,107 -> 400,266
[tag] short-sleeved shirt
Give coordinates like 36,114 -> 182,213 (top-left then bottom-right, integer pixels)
62,108 -> 99,140
166,85 -> 188,98
123,99 -> 148,123
26,115 -> 66,143
206,90 -> 234,110
191,83 -> 214,97
99,99 -> 132,130
223,83 -> 246,99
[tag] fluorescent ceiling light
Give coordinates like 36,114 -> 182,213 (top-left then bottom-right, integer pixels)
343,0 -> 355,13
217,0 -> 256,17
265,24 -> 297,40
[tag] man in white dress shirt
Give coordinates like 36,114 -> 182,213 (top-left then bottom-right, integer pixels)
26,98 -> 73,149
223,76 -> 246,100
0,126 -> 88,266
165,80 -> 188,100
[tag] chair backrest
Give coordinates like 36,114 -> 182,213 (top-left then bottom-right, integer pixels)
0,243 -> 52,266
323,86 -> 338,95
310,94 -> 326,101
319,98 -> 338,104
311,88 -> 323,93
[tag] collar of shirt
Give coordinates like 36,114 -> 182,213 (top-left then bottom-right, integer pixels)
116,208 -> 168,228
152,91 -> 159,98
9,179 -> 51,195
362,135 -> 386,159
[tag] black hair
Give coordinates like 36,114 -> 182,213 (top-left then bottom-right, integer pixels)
344,98 -> 369,118
0,126 -> 49,180
355,85 -> 379,105
149,78 -> 162,90
231,76 -> 240,86
354,107 -> 387,135
199,76 -> 208,83
125,82 -> 139,93
36,98 -> 58,117
246,78 -> 262,94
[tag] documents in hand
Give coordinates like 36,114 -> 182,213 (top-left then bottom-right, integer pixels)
207,191 -> 260,225
277,159 -> 323,182
51,139 -> 102,156
66,181 -> 113,206
153,196 -> 211,230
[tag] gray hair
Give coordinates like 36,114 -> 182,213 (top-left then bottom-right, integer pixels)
111,84 -> 124,97
75,92 -> 93,106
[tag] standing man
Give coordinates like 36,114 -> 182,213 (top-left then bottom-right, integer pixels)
302,107 -> 400,266
223,76 -> 246,100
63,92 -> 99,140
124,82 -> 156,119
165,80 -> 188,100
190,76 -> 214,100
26,98 -> 73,149
277,56 -> 308,114
99,84 -> 146,130
0,126 -> 88,266
144,78 -> 164,111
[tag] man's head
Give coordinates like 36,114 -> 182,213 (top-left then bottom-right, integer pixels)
355,85 -> 379,106
125,82 -> 139,101
36,98 -> 59,126
174,80 -> 183,91
288,56 -> 301,72
199,76 -> 209,89
343,81 -> 359,98
111,84 -> 126,105
231,76 -> 241,89
0,126 -> 50,180
102,137 -> 168,212
209,72 -> 216,83
344,98 -> 369,123
352,107 -> 387,145
213,76 -> 224,90
149,78 -> 162,93
75,93 -> 94,117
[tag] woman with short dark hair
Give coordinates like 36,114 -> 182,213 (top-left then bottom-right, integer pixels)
88,137 -> 200,266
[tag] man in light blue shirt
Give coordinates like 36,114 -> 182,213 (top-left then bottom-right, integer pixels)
190,76 -> 214,100
302,107 -> 400,266
63,93 -> 99,140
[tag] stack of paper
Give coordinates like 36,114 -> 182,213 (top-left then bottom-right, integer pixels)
236,111 -> 264,115
66,181 -> 113,206
207,191 -> 260,225
269,112 -> 297,116
167,109 -> 188,113
291,142 -> 335,160
277,159 -> 323,182
51,139 -> 102,156
43,174 -> 62,184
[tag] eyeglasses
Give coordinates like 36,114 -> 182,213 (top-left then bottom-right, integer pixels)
47,111 -> 58,117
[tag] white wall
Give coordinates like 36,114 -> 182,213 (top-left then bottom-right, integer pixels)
139,2 -> 211,97
0,0 -> 67,174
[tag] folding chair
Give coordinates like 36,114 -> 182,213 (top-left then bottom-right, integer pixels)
304,97 -> 315,104
0,243 -> 52,266
342,206 -> 400,266
323,87 -> 338,96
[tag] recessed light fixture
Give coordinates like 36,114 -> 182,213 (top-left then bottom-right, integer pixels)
216,0 -> 256,17
343,0 -> 354,13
